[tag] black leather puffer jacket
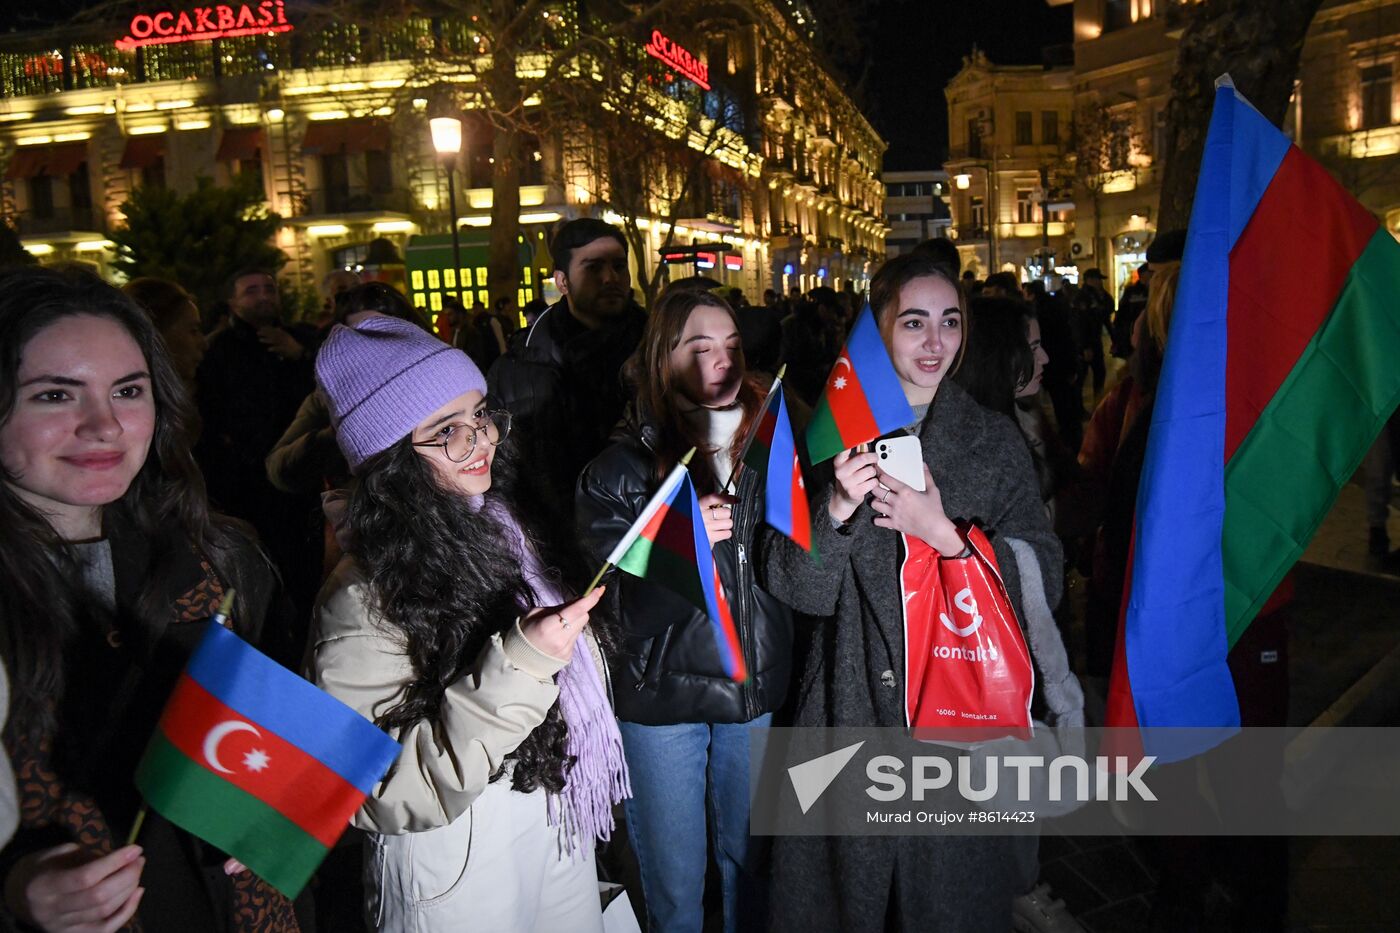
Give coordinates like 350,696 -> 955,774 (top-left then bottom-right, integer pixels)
576,419 -> 793,725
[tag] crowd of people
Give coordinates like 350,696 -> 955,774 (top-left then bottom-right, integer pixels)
0,216 -> 1280,933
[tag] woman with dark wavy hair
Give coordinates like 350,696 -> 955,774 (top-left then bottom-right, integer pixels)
577,287 -> 794,933
308,315 -> 628,932
0,265 -> 300,931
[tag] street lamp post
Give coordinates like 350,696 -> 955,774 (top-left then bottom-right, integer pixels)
954,164 -> 998,274
430,116 -> 464,301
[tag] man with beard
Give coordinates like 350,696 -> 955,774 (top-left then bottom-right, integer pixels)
489,219 -> 647,519
195,269 -> 319,658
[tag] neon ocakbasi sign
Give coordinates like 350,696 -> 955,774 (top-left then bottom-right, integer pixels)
116,1 -> 293,51
644,29 -> 709,90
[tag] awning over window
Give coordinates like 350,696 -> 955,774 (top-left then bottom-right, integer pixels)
4,142 -> 89,180
120,135 -> 166,170
301,119 -> 390,155
216,127 -> 264,162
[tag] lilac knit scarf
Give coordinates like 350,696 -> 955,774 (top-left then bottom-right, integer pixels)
480,497 -> 631,852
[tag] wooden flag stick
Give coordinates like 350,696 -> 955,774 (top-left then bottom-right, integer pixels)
584,448 -> 697,592
126,806 -> 147,846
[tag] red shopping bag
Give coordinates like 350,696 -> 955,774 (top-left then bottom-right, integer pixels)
901,525 -> 1035,738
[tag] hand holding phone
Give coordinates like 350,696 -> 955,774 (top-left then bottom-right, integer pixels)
874,436 -> 926,492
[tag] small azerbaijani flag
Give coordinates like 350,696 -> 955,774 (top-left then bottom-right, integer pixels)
805,304 -> 916,464
607,460 -> 748,682
739,376 -> 813,551
1106,79 -> 1400,762
135,622 -> 401,897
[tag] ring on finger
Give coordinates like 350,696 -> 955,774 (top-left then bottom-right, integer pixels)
557,613 -> 571,629
882,488 -> 891,503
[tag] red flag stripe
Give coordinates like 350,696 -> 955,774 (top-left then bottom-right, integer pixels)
1225,146 -> 1378,461
790,452 -> 812,551
158,675 -> 368,847
711,563 -> 747,681
825,358 -> 880,448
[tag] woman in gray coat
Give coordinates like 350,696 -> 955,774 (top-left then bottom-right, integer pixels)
760,253 -> 1064,932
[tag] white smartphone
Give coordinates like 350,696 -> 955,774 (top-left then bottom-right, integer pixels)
874,435 -> 926,492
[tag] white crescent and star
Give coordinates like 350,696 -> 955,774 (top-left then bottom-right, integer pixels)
203,720 -> 264,775
832,355 -> 851,390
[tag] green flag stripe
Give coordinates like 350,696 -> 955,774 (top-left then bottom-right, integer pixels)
806,396 -> 844,463
136,733 -> 329,897
1223,230 -> 1400,642
616,536 -> 707,609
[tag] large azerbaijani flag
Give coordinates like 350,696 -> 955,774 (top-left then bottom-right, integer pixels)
739,376 -> 813,551
607,461 -> 747,681
1106,79 -> 1400,759
805,305 -> 916,464
135,622 -> 401,896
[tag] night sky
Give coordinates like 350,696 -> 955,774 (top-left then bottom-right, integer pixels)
865,0 -> 1073,170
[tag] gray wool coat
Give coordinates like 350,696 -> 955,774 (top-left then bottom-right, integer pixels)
758,380 -> 1064,933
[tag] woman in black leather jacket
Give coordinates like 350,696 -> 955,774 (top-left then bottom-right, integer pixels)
577,287 -> 793,933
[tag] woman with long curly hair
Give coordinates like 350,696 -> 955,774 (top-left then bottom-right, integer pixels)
307,315 -> 628,932
577,287 -> 794,933
0,266 -> 300,932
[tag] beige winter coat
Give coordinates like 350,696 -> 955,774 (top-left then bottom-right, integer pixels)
309,558 -> 567,835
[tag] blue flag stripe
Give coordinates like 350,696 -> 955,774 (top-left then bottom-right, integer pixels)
765,389 -> 797,536
847,306 -> 916,432
187,623 -> 401,794
1126,84 -> 1248,753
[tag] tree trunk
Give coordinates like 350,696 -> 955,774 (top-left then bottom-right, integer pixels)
487,120 -> 523,310
485,5 -> 524,313
1156,0 -> 1323,232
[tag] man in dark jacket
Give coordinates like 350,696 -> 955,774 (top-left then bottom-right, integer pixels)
196,268 -> 321,619
1113,263 -> 1151,358
1070,267 -> 1114,397
488,218 -> 647,518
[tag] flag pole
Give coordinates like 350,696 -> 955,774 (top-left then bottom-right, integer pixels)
584,447 -> 697,593
722,364 -> 786,496
125,807 -> 147,846
128,589 -> 237,846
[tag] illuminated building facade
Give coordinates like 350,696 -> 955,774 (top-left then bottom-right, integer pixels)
0,0 -> 885,310
881,170 -> 952,258
944,49 -> 1076,281
1049,0 -> 1400,296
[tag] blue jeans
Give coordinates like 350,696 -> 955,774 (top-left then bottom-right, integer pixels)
618,714 -> 771,933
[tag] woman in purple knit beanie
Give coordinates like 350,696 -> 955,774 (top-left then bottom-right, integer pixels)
305,315 -> 630,932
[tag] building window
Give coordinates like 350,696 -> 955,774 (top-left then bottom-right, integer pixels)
1042,111 -> 1059,146
237,157 -> 263,190
1154,108 -> 1169,162
366,150 -> 393,193
141,158 -> 165,191
970,196 -> 986,230
322,153 -> 350,209
29,175 -> 54,219
1016,188 -> 1036,224
1015,111 -> 1033,145
1361,64 -> 1392,130
967,117 -> 982,159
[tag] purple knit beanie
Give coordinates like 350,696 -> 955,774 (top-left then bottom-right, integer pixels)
316,316 -> 487,472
